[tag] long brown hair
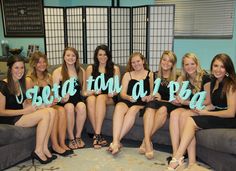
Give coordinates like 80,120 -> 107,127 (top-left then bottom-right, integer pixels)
27,51 -> 52,85
210,53 -> 236,95
61,47 -> 83,85
126,52 -> 149,72
7,55 -> 26,95
157,50 -> 177,81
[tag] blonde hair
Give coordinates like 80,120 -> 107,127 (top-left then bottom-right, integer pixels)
126,52 -> 149,72
157,50 -> 177,81
181,53 -> 205,93
27,51 -> 52,85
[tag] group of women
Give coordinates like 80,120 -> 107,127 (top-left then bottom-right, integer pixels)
0,45 -> 235,170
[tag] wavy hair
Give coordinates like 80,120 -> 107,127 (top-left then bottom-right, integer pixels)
92,44 -> 114,78
181,53 -> 206,92
7,55 -> 26,95
210,53 -> 236,95
27,51 -> 51,84
157,50 -> 177,81
126,52 -> 149,72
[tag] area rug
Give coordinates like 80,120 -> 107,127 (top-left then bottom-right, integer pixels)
6,147 -> 212,171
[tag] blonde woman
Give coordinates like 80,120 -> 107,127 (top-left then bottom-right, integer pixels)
169,53 -> 211,167
168,54 -> 236,170
52,47 -> 87,150
140,50 -> 178,159
108,52 -> 153,155
26,51 -> 72,156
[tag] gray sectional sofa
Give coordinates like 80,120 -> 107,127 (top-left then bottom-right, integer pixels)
0,64 -> 235,171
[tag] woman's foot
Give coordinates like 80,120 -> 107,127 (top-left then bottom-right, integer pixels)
98,134 -> 108,146
75,137 -> 85,148
68,139 -> 78,150
107,143 -> 120,155
145,142 -> 154,160
93,134 -> 102,149
138,139 -> 146,154
167,157 -> 186,170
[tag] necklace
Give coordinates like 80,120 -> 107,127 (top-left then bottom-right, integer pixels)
15,82 -> 23,104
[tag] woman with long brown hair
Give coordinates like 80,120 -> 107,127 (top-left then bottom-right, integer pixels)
52,47 -> 87,150
0,55 -> 55,164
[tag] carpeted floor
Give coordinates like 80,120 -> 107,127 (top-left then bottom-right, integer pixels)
5,135 -> 213,171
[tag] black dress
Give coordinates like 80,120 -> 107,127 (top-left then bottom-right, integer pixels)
192,78 -> 236,129
118,71 -> 151,108
90,68 -> 118,104
57,79 -> 84,106
0,81 -> 25,125
145,72 -> 211,116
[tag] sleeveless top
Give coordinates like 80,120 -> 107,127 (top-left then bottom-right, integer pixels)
58,79 -> 84,106
0,80 -> 26,125
154,72 -> 171,101
90,65 -> 115,94
120,71 -> 150,105
187,73 -> 211,99
210,78 -> 227,109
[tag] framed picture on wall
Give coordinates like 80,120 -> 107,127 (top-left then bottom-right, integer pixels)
1,0 -> 44,37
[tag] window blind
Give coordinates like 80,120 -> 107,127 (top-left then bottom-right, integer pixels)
156,0 -> 235,38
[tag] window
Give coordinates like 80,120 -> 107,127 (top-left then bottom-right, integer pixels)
156,0 -> 235,38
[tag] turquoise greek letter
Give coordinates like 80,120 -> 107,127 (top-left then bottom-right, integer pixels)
132,80 -> 147,101
168,81 -> 180,101
189,91 -> 206,110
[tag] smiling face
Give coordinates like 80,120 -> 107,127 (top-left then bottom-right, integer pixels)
35,57 -> 47,73
97,49 -> 108,65
131,55 -> 144,71
212,59 -> 226,81
161,54 -> 173,71
11,61 -> 25,81
64,50 -> 77,65
183,57 -> 197,76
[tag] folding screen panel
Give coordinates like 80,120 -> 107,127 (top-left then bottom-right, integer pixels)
85,7 -> 109,64
148,5 -> 174,71
111,7 -> 131,66
132,7 -> 147,57
66,7 -> 84,63
44,5 -> 174,69
44,7 -> 65,65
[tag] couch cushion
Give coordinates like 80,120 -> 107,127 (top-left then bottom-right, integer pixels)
0,124 -> 35,146
196,129 -> 236,155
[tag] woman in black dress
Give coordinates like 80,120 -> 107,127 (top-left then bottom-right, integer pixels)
86,44 -> 120,148
26,51 -> 72,156
52,47 -> 86,149
0,55 -> 56,164
140,50 -> 178,159
108,52 -> 153,155
168,53 -> 236,170
169,53 -> 211,167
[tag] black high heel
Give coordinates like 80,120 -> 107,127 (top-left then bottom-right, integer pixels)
47,154 -> 57,161
31,152 -> 51,164
51,149 -> 72,156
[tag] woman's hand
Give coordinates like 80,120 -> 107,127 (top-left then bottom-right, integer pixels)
154,93 -> 161,101
61,93 -> 70,103
129,96 -> 136,103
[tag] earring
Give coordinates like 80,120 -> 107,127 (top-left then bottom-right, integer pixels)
225,73 -> 229,77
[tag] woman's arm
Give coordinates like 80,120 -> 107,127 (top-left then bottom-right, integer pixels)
120,72 -> 132,101
0,92 -> 36,116
80,67 -> 86,96
199,87 -> 236,118
202,82 -> 211,105
85,65 -> 95,96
